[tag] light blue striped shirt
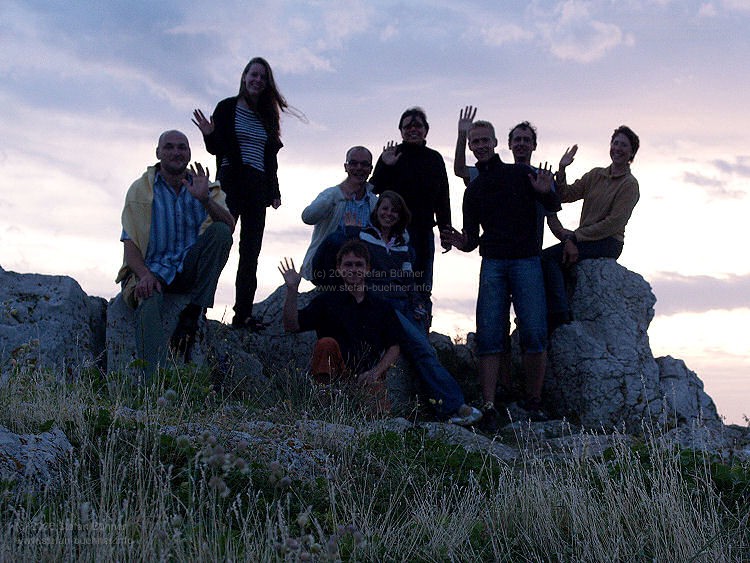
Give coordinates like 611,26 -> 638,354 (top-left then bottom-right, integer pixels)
122,172 -> 208,284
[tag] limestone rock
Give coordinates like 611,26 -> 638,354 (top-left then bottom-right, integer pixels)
0,266 -> 106,374
106,292 -> 209,374
656,355 -> 721,427
0,425 -> 73,492
543,260 -> 721,431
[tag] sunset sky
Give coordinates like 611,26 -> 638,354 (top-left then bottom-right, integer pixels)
1,1 -> 748,423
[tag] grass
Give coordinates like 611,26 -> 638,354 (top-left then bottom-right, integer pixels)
0,360 -> 748,561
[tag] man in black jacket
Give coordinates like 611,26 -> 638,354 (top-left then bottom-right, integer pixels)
442,120 -> 560,430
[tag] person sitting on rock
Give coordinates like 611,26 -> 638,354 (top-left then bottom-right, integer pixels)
541,125 -> 640,332
442,119 -> 560,430
300,146 -> 378,286
358,191 -> 481,426
279,241 -> 399,414
116,130 -> 235,380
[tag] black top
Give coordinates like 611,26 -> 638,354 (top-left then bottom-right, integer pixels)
463,155 -> 561,259
370,141 -> 451,232
202,96 -> 283,204
298,290 -> 401,373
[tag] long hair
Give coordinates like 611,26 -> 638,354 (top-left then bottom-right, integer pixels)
238,57 -> 288,141
370,190 -> 412,236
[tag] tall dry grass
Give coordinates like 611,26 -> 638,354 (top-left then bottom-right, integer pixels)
0,361 -> 747,561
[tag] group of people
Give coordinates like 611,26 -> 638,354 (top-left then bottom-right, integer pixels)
117,57 -> 640,430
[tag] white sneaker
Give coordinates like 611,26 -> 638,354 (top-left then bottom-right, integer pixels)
449,406 -> 482,426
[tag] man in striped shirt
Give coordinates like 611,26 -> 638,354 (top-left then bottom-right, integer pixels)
117,130 -> 235,379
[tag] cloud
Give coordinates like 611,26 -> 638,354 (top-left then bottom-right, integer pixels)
681,157 -> 750,198
651,272 -> 750,315
478,23 -> 534,47
698,3 -> 718,17
547,2 -> 633,63
711,156 -> 750,177
723,0 -> 750,11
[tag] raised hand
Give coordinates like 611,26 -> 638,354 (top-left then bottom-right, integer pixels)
458,105 -> 477,134
192,109 -> 215,135
278,257 -> 302,289
380,140 -> 401,166
530,162 -> 554,193
559,144 -> 578,170
184,162 -> 211,202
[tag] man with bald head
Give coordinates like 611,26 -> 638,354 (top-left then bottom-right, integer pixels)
116,130 -> 235,379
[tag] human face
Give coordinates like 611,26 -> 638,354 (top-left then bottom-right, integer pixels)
468,126 -> 497,163
243,62 -> 268,100
156,131 -> 191,176
376,197 -> 400,232
344,148 -> 373,184
337,252 -> 369,288
399,116 -> 427,144
610,132 -> 633,167
509,127 -> 536,165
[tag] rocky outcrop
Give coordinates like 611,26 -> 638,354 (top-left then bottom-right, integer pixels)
0,261 -> 726,433
0,265 -> 106,375
543,259 -> 721,431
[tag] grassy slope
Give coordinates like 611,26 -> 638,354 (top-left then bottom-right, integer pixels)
0,363 -> 748,562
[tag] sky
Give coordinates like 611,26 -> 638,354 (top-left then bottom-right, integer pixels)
1,0 -> 748,424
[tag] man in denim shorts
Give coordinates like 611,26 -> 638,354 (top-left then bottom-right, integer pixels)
442,120 -> 560,430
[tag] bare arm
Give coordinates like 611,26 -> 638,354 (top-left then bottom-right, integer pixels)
546,213 -> 574,242
357,344 -> 400,384
123,240 -> 161,299
279,258 -> 302,332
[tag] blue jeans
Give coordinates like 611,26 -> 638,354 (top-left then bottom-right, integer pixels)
541,237 -> 623,317
476,256 -> 547,355
388,300 -> 465,416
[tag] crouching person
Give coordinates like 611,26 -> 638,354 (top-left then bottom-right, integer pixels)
116,130 -> 235,381
279,241 -> 399,415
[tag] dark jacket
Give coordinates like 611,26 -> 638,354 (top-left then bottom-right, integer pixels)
370,142 -> 451,232
463,155 -> 560,259
202,96 -> 283,205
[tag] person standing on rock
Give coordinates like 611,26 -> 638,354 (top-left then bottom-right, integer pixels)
116,130 -> 235,381
541,125 -> 640,332
299,146 -> 378,285
193,56 -> 303,332
441,120 -> 560,431
370,107 -> 452,327
279,240 -> 400,415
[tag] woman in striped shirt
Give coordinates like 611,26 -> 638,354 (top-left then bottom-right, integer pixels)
193,57 -> 295,331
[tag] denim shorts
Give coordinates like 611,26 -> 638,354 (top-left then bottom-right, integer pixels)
476,256 -> 547,355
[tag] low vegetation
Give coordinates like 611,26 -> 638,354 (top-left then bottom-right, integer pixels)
0,360 -> 748,561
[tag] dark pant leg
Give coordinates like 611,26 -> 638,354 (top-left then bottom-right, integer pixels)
541,242 -> 568,317
172,222 -> 233,308
222,166 -> 268,323
407,226 -> 435,324
542,236 -> 624,319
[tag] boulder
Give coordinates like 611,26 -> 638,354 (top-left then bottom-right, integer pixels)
543,260 -> 721,431
656,355 -> 721,427
0,265 -> 106,375
0,425 -> 73,492
106,292 -> 209,374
